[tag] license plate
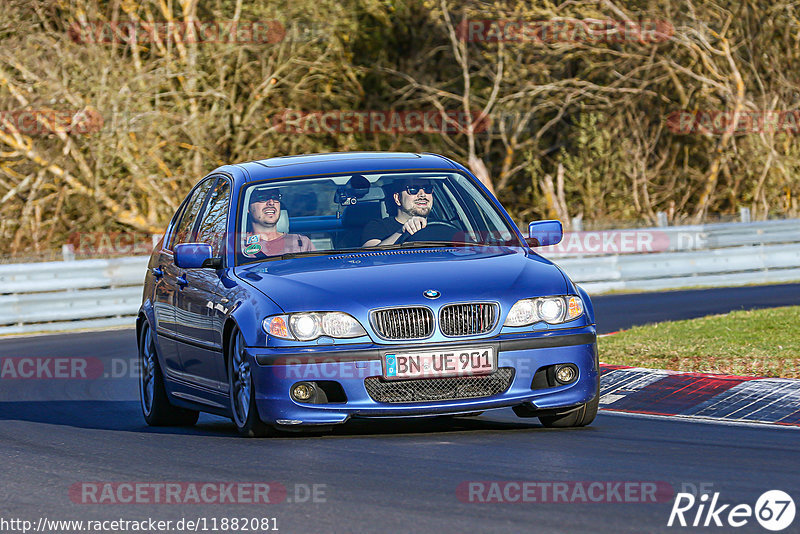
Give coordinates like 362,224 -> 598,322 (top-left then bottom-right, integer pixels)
383,346 -> 496,380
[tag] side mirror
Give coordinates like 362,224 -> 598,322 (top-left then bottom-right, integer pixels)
526,220 -> 563,247
174,243 -> 222,269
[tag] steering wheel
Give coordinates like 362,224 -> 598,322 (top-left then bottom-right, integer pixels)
395,221 -> 463,244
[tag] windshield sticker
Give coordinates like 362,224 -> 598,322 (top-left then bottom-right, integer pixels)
244,243 -> 262,255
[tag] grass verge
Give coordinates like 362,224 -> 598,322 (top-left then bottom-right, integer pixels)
598,306 -> 800,378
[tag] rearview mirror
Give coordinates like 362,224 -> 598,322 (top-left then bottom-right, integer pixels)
527,220 -> 563,247
174,243 -> 221,269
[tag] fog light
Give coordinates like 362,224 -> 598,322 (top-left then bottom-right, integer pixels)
555,365 -> 577,384
291,382 -> 315,402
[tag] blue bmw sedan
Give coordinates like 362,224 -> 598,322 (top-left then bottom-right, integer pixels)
137,152 -> 599,437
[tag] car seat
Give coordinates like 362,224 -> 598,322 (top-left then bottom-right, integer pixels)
339,201 -> 383,249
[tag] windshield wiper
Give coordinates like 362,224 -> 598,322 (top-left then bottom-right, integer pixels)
363,240 -> 505,250
273,247 -> 367,260
397,240 -> 505,248
241,242 -> 514,266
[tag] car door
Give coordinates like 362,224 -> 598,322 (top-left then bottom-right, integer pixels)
173,176 -> 231,391
152,178 -> 215,377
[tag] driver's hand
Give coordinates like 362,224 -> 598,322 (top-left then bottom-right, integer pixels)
402,216 -> 427,235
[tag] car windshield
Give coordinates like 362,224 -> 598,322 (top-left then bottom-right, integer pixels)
235,171 -> 521,265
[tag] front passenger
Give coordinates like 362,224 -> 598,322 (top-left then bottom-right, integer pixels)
242,188 -> 315,258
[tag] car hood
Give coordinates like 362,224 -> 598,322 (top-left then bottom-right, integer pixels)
235,247 -> 568,314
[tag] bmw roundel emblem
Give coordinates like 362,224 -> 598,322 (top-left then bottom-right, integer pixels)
423,289 -> 441,299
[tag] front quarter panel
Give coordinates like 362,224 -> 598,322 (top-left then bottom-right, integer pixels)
221,269 -> 284,348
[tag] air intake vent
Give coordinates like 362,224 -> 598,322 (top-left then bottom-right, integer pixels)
329,249 -> 452,260
365,368 -> 514,403
439,303 -> 498,336
371,307 -> 434,340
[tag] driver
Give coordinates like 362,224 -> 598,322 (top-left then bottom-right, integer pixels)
361,179 -> 434,247
242,188 -> 315,258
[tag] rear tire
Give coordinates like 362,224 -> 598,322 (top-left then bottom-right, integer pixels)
228,328 -> 274,438
139,322 -> 199,427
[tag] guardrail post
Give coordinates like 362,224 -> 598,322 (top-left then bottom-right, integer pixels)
571,216 -> 583,232
62,244 -> 75,261
740,207 -> 751,223
656,212 -> 668,227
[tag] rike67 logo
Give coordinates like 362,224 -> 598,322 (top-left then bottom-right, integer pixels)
668,489 -> 795,531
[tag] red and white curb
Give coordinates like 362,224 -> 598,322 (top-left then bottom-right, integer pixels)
598,364 -> 800,427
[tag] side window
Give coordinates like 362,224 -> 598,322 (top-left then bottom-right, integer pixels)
428,182 -> 457,224
170,179 -> 214,249
195,179 -> 231,256
451,178 -> 513,242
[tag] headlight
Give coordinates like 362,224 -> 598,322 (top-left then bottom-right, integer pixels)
263,312 -> 367,341
566,296 -> 583,320
263,316 -> 290,338
321,312 -> 366,338
537,298 -> 565,322
290,313 -> 322,341
504,296 -> 583,326
505,299 -> 537,327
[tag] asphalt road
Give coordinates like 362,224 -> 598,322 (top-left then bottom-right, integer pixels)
1,284 -> 799,533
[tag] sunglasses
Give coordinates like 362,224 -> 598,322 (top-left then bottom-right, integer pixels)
252,193 -> 282,203
404,183 -> 433,195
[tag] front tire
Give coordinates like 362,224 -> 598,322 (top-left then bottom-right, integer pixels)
228,328 -> 274,437
538,379 -> 599,428
139,322 -> 199,427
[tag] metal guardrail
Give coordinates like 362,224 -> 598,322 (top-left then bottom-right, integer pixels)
0,257 -> 147,335
543,219 -> 800,293
0,219 -> 798,334
0,256 -> 146,294
555,244 -> 800,294
541,218 -> 800,256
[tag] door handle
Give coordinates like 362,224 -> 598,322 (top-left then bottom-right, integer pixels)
177,274 -> 189,288
152,266 -> 163,279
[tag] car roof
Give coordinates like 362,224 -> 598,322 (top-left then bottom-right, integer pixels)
232,152 -> 460,183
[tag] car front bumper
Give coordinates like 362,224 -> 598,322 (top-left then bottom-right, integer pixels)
247,326 -> 598,426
